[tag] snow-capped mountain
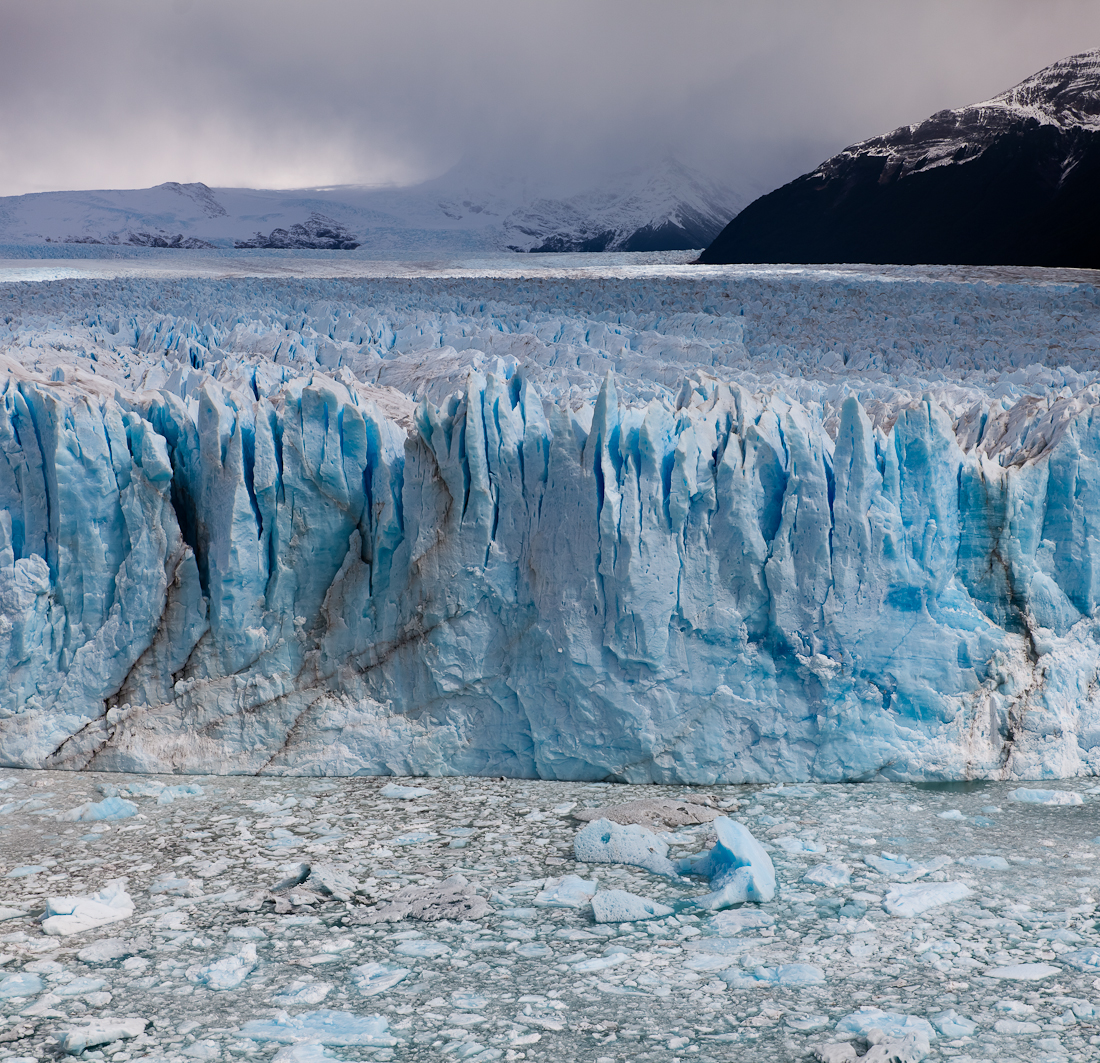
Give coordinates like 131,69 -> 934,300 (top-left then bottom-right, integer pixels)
0,159 -> 744,253
701,50 -> 1100,267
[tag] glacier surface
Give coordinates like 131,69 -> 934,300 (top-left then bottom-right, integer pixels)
2,256 -> 1100,781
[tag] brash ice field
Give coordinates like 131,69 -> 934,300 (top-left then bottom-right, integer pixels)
1,256 -> 1100,784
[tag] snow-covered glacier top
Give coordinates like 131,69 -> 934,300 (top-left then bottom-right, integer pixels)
2,255 -> 1100,783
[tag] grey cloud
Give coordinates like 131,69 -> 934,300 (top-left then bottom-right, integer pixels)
1,0 -> 1098,196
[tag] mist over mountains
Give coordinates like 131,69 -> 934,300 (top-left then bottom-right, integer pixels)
0,159 -> 745,255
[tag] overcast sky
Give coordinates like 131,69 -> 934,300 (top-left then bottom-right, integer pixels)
2,0 -> 1099,198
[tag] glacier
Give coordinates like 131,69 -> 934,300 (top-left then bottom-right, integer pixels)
2,258 -> 1100,782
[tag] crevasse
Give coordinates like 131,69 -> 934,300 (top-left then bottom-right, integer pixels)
1,363 -> 1098,783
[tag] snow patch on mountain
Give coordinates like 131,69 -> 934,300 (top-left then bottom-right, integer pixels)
0,161 -> 744,254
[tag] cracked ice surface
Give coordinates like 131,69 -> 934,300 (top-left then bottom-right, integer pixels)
0,770 -> 1099,1062
3,257 -> 1100,780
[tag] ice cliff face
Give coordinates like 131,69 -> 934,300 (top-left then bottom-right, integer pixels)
2,266 -> 1100,782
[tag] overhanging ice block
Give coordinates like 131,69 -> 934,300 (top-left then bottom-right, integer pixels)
679,817 -> 775,906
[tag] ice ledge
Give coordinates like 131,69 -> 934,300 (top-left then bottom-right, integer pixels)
1,368 -> 1100,783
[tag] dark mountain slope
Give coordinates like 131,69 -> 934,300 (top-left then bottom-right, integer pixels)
701,51 -> 1100,267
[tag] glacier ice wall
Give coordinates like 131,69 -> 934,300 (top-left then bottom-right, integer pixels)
2,268 -> 1100,781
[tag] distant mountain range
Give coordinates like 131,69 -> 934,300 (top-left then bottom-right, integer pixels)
0,159 -> 745,254
701,50 -> 1100,268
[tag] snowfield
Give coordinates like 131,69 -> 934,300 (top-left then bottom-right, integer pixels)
2,253 -> 1100,782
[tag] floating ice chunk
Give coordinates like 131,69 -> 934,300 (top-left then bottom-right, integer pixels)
391,832 -> 435,845
57,1018 -> 147,1054
709,909 -> 775,934
42,879 -> 133,936
273,863 -> 311,891
787,1014 -> 829,1031
77,937 -> 136,963
514,942 -> 551,958
0,906 -> 27,922
931,1009 -> 977,1037
958,855 -> 1009,870
573,799 -> 719,829
678,818 -> 775,907
5,865 -> 46,878
937,809 -> 965,820
813,1045 -> 857,1063
393,939 -> 450,958
186,943 -> 256,989
54,976 -> 108,996
0,972 -> 43,998
803,863 -> 851,887
773,837 -> 827,853
881,881 -> 971,918
452,991 -> 489,1010
590,889 -> 673,922
309,863 -> 360,902
533,875 -> 598,908
722,963 -> 825,987
149,873 -> 203,897
994,1018 -> 1042,1034
241,1010 -> 397,1047
1008,788 -> 1084,806
572,953 -> 629,973
835,1008 -> 936,1041
271,1045 -> 341,1063
1062,947 -> 1100,972
984,962 -> 1061,980
364,874 -> 489,922
573,819 -> 677,876
350,963 -> 409,996
864,853 -> 952,882
118,780 -> 166,798
157,784 -> 204,804
58,797 -> 137,822
273,981 -> 333,1005
379,784 -> 433,800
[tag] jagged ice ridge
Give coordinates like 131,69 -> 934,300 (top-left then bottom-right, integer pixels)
3,264 -> 1100,782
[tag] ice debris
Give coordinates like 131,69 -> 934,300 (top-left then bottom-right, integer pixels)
930,1010 -> 977,1037
590,889 -> 673,922
984,962 -> 1061,980
1009,788 -> 1084,805
881,881 -> 972,917
272,981 -> 333,1006
0,972 -> 42,998
57,1018 -> 147,1055
532,875 -> 598,908
349,962 -> 409,996
1063,947 -> 1100,971
863,853 -> 952,882
573,818 -> 677,876
241,1010 -> 397,1047
723,963 -> 826,987
572,798 -> 720,828
157,783 -> 204,804
804,863 -> 851,887
361,874 -> 489,922
678,817 -> 775,907
836,1008 -> 937,1042
186,943 -> 256,989
41,879 -> 133,936
378,783 -> 433,799
58,796 -> 137,821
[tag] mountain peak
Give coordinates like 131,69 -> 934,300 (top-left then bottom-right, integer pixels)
701,49 -> 1100,267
